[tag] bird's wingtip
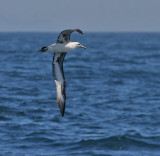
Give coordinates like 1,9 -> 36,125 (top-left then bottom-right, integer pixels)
75,28 -> 83,34
58,101 -> 65,117
60,109 -> 65,117
79,30 -> 84,34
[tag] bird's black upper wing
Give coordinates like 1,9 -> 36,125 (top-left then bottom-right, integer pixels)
57,28 -> 83,43
52,52 -> 66,116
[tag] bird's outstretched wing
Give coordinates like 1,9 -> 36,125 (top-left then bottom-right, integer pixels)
57,28 -> 83,43
52,52 -> 66,116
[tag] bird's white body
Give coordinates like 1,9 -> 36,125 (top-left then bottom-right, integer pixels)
47,42 -> 78,53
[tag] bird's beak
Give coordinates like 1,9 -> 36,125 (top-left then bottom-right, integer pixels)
79,44 -> 86,49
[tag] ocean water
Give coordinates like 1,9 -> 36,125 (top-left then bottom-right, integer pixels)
0,32 -> 160,156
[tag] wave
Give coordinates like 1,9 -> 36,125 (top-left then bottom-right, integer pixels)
72,134 -> 160,151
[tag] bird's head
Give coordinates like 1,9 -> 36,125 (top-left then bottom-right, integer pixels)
75,42 -> 86,49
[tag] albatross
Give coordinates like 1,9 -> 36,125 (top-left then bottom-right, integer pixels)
39,29 -> 86,116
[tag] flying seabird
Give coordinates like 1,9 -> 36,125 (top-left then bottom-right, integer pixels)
39,29 -> 86,116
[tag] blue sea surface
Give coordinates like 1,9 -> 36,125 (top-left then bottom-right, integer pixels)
0,32 -> 160,156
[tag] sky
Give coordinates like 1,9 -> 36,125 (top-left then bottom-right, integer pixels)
0,0 -> 160,32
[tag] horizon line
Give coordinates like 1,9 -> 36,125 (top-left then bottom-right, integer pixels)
0,30 -> 160,33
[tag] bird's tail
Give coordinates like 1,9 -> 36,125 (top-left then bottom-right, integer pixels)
38,46 -> 48,52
